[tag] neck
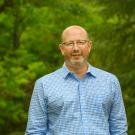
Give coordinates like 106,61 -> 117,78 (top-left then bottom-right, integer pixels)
65,62 -> 88,78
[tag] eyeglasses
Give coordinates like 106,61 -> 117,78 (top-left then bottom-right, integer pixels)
61,40 -> 89,48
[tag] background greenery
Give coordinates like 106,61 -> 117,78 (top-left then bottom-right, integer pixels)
0,0 -> 134,134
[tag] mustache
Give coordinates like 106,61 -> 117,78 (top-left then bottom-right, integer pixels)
72,53 -> 82,56
72,50 -> 81,55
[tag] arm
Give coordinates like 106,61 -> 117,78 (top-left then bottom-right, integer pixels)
25,79 -> 48,135
109,76 -> 128,135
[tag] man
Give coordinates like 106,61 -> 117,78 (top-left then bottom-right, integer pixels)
25,25 -> 128,135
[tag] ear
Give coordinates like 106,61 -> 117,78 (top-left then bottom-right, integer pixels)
59,44 -> 64,55
88,41 -> 92,52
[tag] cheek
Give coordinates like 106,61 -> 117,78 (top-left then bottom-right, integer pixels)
63,49 -> 72,55
82,48 -> 90,55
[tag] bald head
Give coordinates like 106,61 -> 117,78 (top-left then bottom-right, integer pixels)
59,25 -> 92,70
61,25 -> 89,42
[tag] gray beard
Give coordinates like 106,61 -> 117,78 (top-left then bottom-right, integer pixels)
65,57 -> 87,69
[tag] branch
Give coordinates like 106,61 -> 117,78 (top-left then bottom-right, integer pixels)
0,0 -> 13,13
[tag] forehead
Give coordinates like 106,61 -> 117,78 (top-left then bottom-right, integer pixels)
62,28 -> 88,42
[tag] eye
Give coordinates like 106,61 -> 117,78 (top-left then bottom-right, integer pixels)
65,42 -> 73,47
77,40 -> 86,45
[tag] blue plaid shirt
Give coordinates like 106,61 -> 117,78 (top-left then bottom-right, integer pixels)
25,64 -> 127,135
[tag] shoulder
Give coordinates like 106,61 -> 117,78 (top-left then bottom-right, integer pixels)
91,66 -> 119,82
36,67 -> 64,85
91,66 -> 121,94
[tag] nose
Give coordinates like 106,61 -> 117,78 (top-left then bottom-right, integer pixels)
72,42 -> 79,51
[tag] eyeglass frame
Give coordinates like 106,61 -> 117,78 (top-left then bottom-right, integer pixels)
60,40 -> 90,48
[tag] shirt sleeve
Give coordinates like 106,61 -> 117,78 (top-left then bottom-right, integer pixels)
109,76 -> 128,135
25,79 -> 48,135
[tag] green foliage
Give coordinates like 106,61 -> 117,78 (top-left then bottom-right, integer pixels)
0,0 -> 134,134
89,1 -> 135,134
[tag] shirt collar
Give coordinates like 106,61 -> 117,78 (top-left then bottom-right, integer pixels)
62,63 -> 96,79
87,64 -> 96,78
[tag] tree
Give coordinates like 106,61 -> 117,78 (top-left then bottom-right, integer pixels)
89,1 -> 135,134
0,0 -> 134,134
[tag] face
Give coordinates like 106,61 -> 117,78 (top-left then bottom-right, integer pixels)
59,27 -> 92,66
